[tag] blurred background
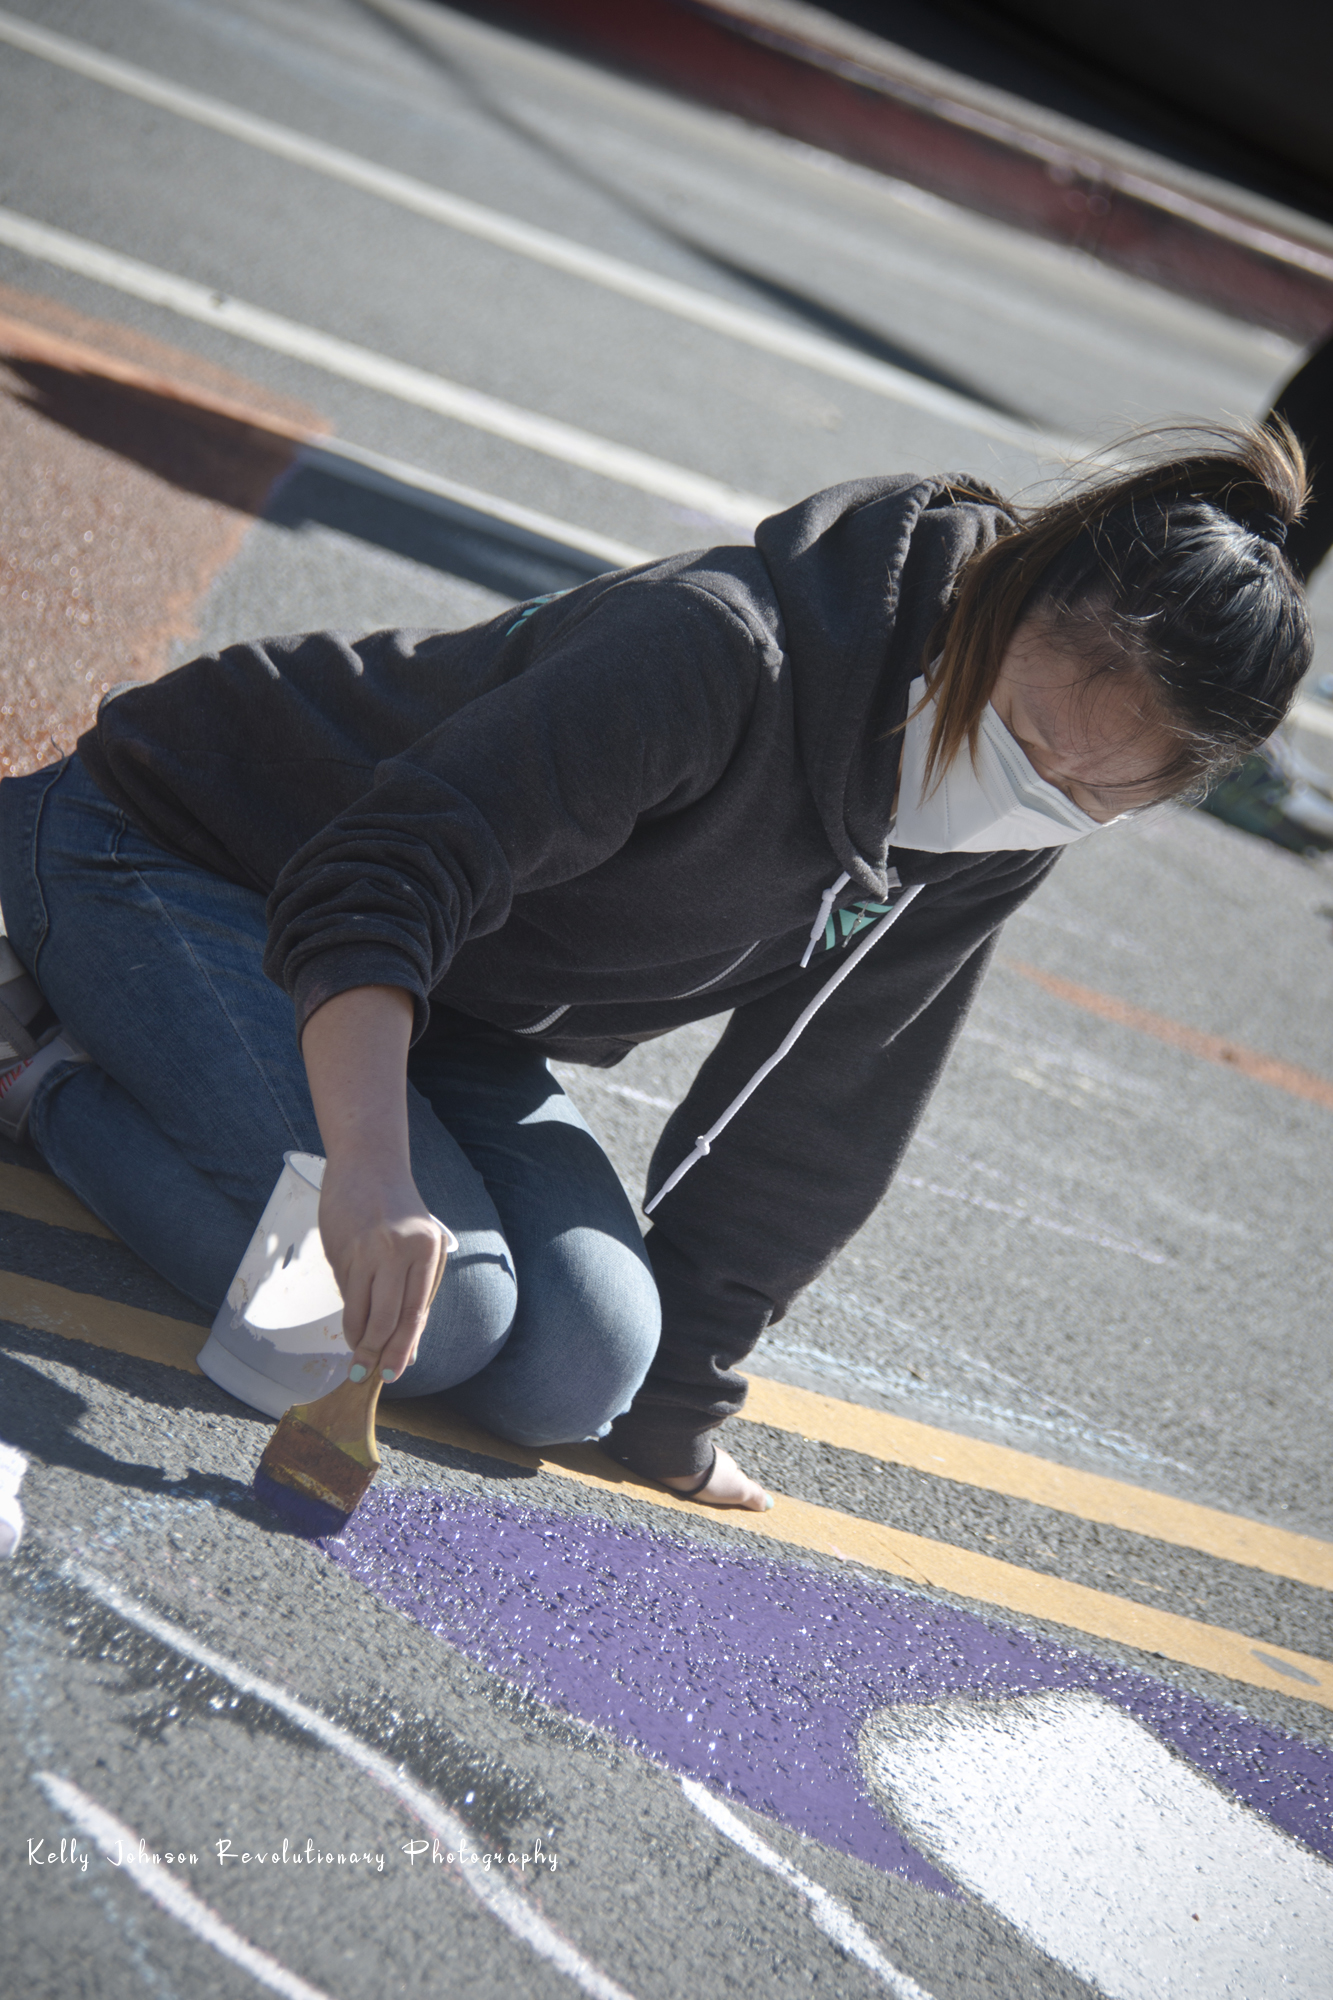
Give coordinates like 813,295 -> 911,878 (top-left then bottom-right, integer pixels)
2,0 -> 1333,851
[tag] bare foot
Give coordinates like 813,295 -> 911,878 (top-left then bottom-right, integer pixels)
661,1447 -> 774,1511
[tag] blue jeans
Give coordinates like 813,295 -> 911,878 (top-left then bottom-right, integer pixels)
0,758 -> 660,1445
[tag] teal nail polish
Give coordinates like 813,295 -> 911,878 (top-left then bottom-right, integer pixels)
349,1363 -> 367,1383
380,1367 -> 397,1383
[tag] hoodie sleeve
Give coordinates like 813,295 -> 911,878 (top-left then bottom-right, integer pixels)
262,579 -> 764,1040
602,846 -> 1059,1480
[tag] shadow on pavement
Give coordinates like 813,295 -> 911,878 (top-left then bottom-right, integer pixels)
0,1329 -> 541,1524
4,355 -> 293,516
6,352 -> 611,602
266,463 -> 604,598
0,1341 -> 254,1506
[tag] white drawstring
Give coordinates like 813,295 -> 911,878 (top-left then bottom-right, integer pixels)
645,881 -> 923,1214
799,871 -> 850,968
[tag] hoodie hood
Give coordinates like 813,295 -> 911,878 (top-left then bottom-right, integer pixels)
755,473 -> 1010,894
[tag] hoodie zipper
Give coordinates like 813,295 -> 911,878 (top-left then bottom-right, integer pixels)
511,939 -> 763,1037
666,938 -> 762,1001
512,868 -> 902,1042
645,881 -> 925,1213
513,1004 -> 571,1036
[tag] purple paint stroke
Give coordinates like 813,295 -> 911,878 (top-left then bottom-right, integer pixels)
324,1487 -> 1333,1889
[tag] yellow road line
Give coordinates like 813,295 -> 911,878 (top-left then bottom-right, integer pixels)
383,1401 -> 1332,1711
0,1164 -> 115,1239
3,1176 -> 1329,1591
0,1268 -> 205,1366
9,1272 -> 1330,1711
739,1375 -> 1333,1591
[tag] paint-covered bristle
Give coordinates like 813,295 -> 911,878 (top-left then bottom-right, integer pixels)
252,1463 -> 349,1538
257,1410 -> 377,1510
250,1374 -> 382,1535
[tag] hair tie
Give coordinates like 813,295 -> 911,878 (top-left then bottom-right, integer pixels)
1241,508 -> 1288,549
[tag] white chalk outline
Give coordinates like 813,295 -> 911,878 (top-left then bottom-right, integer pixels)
679,1778 -> 935,2000
0,205 -> 773,531
35,1774 -> 336,2000
0,8 -> 1060,454
894,1170 -> 1167,1263
63,1563 -> 637,2000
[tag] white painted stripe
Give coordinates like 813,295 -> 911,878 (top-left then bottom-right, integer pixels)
36,1774 -> 335,2000
0,8 -> 1058,453
66,1563 -> 637,2000
0,206 -> 773,531
296,438 -> 652,571
679,1778 -> 935,2000
861,1689 -> 1333,2000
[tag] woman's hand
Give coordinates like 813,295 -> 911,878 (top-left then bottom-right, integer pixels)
662,1447 -> 774,1511
301,984 -> 448,1385
317,1153 -> 446,1382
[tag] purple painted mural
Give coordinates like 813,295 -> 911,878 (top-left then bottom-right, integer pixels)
323,1486 -> 1333,1888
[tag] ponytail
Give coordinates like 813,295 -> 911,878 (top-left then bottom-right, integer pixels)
922,423 -> 1312,795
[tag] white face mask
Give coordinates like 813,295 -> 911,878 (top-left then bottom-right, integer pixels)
892,678 -> 1118,853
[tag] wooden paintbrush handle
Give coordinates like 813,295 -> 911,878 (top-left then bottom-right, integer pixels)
287,1222 -> 455,1464
292,1368 -> 382,1467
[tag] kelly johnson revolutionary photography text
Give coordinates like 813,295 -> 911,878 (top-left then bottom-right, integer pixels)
27,1833 -> 559,1875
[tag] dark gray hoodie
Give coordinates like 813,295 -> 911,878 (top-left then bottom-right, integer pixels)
79,473 -> 1059,1477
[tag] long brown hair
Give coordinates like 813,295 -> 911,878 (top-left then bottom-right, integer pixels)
919,423 -> 1312,795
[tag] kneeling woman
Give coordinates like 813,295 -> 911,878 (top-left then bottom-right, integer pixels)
0,427 -> 1309,1510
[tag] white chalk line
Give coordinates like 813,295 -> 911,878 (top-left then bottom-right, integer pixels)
35,1774 -> 335,2000
895,1172 -> 1166,1263
679,1779 -> 935,2000
549,1066 -> 679,1113
64,1562 -> 637,2000
0,206 -> 773,531
763,1338 -> 1198,1477
911,1133 -> 1169,1262
961,1017 -> 1163,1109
0,9 -> 1060,454
773,1286 -> 1198,1475
1008,900 -> 1147,956
594,1082 -> 677,1111
555,1057 -> 1164,1264
564,1062 -> 1164,1260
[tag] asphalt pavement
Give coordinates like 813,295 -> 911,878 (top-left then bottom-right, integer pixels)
2,3 -> 1332,1996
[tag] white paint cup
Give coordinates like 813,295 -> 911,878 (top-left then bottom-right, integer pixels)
198,1152 -> 350,1418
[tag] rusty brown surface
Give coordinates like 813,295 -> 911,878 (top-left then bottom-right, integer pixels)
0,284 -> 325,777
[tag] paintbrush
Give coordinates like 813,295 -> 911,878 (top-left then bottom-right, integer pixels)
253,1226 -> 455,1536
253,1370 -> 384,1538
